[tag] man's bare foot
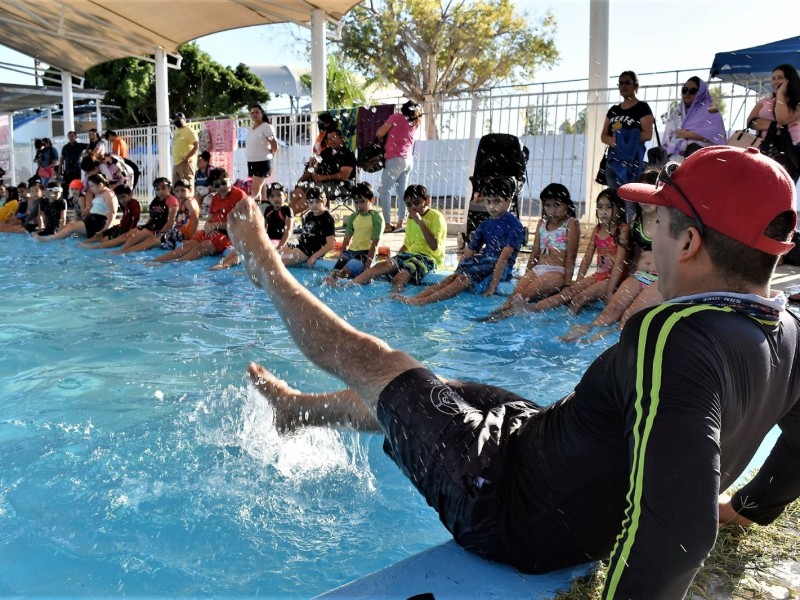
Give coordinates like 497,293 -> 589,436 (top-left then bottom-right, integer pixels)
247,362 -> 304,434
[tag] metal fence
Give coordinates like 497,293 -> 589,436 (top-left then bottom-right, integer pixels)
13,69 -> 771,229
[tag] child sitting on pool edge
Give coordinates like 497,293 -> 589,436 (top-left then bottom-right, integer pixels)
326,182 -> 383,284
349,184 -> 447,293
524,188 -> 630,314
277,186 -> 336,268
393,176 -> 524,305
210,181 -> 294,270
481,182 -> 579,321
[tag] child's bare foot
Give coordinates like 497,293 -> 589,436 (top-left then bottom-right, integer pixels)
391,293 -> 421,305
247,362 -> 304,434
560,324 -> 593,342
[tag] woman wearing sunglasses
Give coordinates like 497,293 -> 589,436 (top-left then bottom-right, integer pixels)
662,77 -> 726,163
600,71 -> 654,226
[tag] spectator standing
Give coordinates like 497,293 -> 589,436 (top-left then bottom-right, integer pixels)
171,112 -> 199,183
84,128 -> 105,158
246,104 -> 278,201
59,131 -> 87,198
36,138 -> 59,186
601,70 -> 654,218
104,130 -> 129,159
375,100 -> 421,232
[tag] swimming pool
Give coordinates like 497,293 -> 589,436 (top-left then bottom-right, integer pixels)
0,234 -> 619,596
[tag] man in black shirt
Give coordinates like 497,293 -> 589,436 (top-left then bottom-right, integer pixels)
227,146 -> 800,599
293,129 -> 356,209
59,131 -> 87,199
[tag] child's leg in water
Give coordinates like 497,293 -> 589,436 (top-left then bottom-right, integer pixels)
568,280 -> 611,314
620,282 -> 662,326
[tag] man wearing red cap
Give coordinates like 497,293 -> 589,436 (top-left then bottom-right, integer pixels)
226,146 -> 800,599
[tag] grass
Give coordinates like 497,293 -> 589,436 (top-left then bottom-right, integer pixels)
555,499 -> 799,599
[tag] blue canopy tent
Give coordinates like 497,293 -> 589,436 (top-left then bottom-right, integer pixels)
711,36 -> 800,89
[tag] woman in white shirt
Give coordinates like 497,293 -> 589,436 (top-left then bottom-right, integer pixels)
246,104 -> 279,201
37,173 -> 117,241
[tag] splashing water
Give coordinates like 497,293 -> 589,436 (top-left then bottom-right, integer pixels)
0,235 -> 610,596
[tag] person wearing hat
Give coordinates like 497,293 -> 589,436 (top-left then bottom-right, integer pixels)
226,145 -> 800,598
393,176 -> 524,305
67,179 -> 86,221
171,112 -> 199,184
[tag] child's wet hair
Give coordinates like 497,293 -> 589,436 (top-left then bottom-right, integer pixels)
539,183 -> 576,219
596,189 -> 627,224
404,184 -> 429,201
480,176 -> 517,199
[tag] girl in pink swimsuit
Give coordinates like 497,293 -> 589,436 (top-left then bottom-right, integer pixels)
528,189 -> 629,314
482,183 -> 580,321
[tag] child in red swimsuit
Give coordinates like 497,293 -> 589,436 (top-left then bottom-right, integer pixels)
528,189 -> 630,314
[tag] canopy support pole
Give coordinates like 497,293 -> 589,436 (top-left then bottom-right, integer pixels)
155,46 -> 171,179
310,9 -> 327,130
61,71 -> 75,134
583,0 -> 610,223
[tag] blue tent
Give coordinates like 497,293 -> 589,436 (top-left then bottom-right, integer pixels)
711,36 -> 800,87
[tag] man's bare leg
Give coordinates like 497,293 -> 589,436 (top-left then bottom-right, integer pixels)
228,197 -> 422,409
247,363 -> 380,433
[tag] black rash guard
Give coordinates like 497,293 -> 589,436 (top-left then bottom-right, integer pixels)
500,297 -> 800,598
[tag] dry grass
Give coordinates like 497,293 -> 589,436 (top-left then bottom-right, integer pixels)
555,499 -> 799,600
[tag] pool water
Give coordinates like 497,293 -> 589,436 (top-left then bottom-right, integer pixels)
0,234 -> 613,597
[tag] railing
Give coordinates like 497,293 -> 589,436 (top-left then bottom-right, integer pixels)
13,69 -> 771,229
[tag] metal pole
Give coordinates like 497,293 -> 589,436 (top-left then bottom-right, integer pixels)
154,46 -> 171,179
61,71 -> 75,135
583,0 -> 610,224
310,9 -> 327,130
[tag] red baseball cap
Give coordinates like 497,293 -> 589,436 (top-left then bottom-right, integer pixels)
68,180 -> 84,190
618,146 -> 797,256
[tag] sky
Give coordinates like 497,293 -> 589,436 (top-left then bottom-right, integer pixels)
0,0 -> 799,97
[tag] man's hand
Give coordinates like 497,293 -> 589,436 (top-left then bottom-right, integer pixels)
718,494 -> 755,528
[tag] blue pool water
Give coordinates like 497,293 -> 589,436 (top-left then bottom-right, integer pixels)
0,234 -> 622,597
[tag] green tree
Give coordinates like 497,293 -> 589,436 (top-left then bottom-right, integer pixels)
524,106 -> 550,136
338,0 -> 558,139
300,55 -> 368,110
77,43 -> 268,126
709,85 -> 727,117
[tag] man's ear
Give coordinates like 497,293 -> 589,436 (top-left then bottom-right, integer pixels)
678,227 -> 703,262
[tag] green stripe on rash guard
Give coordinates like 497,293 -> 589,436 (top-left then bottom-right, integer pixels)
604,303 -> 732,599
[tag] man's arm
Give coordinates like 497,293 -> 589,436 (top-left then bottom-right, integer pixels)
728,403 -> 800,525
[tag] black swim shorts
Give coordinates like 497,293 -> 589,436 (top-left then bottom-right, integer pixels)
376,367 -> 541,562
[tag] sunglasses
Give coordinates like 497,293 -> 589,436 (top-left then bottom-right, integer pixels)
618,80 -> 636,86
212,179 -> 231,188
681,86 -> 699,95
656,162 -> 705,237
